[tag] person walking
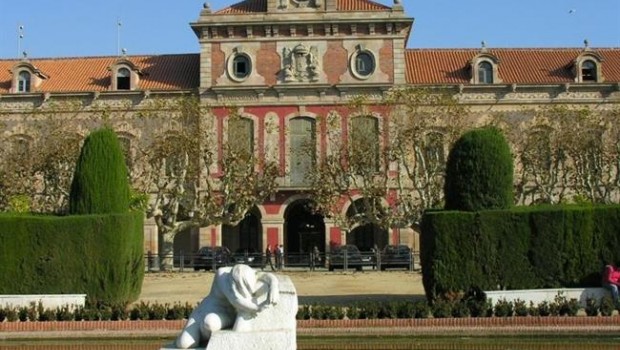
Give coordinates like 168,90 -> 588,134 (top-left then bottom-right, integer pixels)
276,245 -> 284,271
263,245 -> 275,271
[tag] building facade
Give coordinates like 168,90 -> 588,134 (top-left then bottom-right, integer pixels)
1,0 -> 619,261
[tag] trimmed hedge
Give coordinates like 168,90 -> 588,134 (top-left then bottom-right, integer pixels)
69,128 -> 130,215
421,205 -> 620,300
444,127 -> 514,211
0,213 -> 143,305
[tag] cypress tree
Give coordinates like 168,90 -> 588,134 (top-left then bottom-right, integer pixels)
444,127 -> 514,211
69,127 -> 130,214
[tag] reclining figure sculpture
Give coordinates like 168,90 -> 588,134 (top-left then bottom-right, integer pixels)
173,264 -> 296,350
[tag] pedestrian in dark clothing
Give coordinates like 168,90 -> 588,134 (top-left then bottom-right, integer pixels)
263,245 -> 275,271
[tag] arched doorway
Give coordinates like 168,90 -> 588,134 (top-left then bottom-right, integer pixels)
222,207 -> 262,255
346,198 -> 389,252
284,200 -> 325,260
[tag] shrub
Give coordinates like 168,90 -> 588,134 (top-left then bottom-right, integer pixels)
527,301 -> 540,316
451,301 -> 470,318
379,301 -> 401,319
513,299 -> 528,317
444,127 -> 514,211
600,296 -> 614,316
297,305 -> 311,320
69,127 -> 130,215
165,303 -> 187,320
0,307 -> 6,322
585,298 -> 598,316
412,301 -> 430,319
431,299 -> 452,319
493,299 -> 514,317
537,301 -> 551,317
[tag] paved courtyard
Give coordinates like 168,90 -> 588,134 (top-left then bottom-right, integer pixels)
138,270 -> 425,305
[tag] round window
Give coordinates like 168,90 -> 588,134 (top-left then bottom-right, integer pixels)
353,51 -> 375,78
231,54 -> 251,81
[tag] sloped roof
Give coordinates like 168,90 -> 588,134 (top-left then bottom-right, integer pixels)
405,48 -> 620,84
0,54 -> 200,93
215,0 -> 390,14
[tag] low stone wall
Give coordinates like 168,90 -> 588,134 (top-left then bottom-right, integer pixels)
484,288 -> 609,307
0,294 -> 86,310
2,317 -> 620,340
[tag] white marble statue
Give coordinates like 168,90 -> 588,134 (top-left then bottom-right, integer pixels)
175,264 -> 280,349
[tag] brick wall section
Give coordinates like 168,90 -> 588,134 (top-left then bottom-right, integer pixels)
211,43 -> 225,86
1,317 -> 619,335
257,42 -> 280,87
379,40 -> 394,83
324,41 -> 348,85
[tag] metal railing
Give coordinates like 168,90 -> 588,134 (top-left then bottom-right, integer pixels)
144,250 -> 420,273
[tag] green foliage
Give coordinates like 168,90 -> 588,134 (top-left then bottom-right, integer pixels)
8,195 -> 31,214
421,205 -> 620,300
444,127 -> 514,211
0,212 -> 143,305
69,128 -> 130,214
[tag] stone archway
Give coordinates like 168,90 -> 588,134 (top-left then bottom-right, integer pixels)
345,198 -> 389,252
284,199 -> 325,261
222,207 -> 263,255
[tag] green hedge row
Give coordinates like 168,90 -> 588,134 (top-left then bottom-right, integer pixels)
0,213 -> 144,305
421,205 -> 620,300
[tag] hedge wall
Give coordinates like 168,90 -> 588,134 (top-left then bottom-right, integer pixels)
0,212 -> 143,305
421,205 -> 620,300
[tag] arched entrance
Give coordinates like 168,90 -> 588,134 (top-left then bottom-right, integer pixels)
346,198 -> 389,252
284,200 -> 325,259
222,207 -> 262,254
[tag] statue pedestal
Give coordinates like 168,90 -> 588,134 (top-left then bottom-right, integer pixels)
206,329 -> 295,350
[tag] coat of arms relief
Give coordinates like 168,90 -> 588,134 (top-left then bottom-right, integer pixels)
279,0 -> 322,9
281,43 -> 321,83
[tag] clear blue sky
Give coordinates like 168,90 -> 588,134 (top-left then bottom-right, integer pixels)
0,0 -> 618,59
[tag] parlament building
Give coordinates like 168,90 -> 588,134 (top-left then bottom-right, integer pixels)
1,0 -> 619,265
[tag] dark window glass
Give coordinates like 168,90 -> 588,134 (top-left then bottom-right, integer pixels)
290,117 -> 316,186
117,68 -> 131,90
228,117 -> 254,156
233,55 -> 251,79
18,71 -> 31,92
582,60 -> 597,82
355,52 -> 375,77
350,116 -> 380,172
478,61 -> 493,84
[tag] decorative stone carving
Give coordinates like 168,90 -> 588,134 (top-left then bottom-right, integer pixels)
287,0 -> 321,9
167,264 -> 297,350
282,44 -> 320,83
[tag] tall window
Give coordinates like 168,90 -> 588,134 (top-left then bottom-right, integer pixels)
350,116 -> 380,172
423,132 -> 445,168
18,71 -> 31,92
581,60 -> 597,82
117,68 -> 131,90
478,61 -> 493,84
290,117 -> 316,186
228,117 -> 254,157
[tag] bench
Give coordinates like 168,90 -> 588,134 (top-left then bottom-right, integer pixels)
484,288 -> 608,307
0,294 -> 86,310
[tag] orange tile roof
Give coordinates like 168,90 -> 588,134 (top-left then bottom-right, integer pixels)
0,54 -> 199,93
337,0 -> 390,11
215,0 -> 266,15
214,0 -> 389,14
405,48 -> 620,85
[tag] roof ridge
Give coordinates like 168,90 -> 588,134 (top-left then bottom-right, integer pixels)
405,47 -> 620,52
0,53 -> 200,62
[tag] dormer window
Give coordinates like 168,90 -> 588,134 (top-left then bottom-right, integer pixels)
17,71 -> 31,92
573,51 -> 604,83
478,62 -> 493,84
109,60 -> 142,91
470,52 -> 501,85
117,68 -> 131,90
581,60 -> 597,82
